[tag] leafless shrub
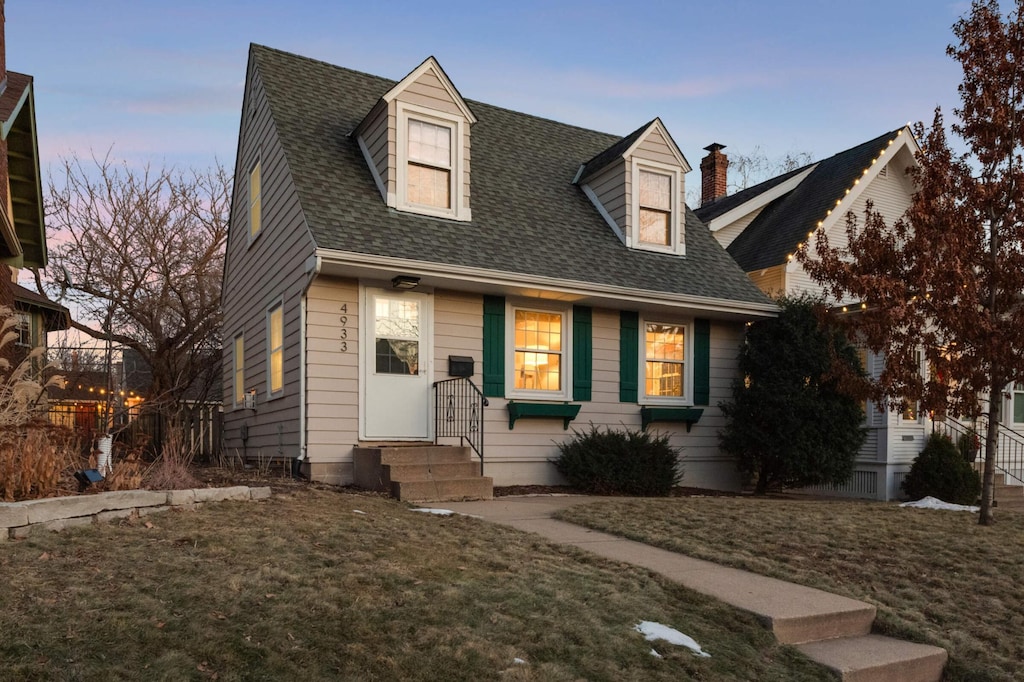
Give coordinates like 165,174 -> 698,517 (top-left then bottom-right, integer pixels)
144,424 -> 201,490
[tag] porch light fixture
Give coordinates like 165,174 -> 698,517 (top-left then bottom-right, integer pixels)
391,275 -> 420,290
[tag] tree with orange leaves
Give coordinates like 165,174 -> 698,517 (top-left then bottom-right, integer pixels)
800,0 -> 1023,525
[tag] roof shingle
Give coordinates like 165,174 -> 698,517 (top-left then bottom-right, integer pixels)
251,45 -> 772,308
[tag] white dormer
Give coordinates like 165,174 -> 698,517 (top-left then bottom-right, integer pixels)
355,57 -> 475,221
575,118 -> 691,256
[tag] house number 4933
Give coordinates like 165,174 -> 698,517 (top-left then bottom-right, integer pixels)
339,304 -> 349,352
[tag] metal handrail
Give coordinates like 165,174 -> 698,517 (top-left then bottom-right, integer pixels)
932,415 -> 1024,492
433,377 -> 488,475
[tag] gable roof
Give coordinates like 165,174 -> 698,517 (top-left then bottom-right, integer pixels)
715,128 -> 908,272
12,282 -> 70,332
0,72 -> 46,268
249,45 -> 771,312
576,117 -> 690,183
381,56 -> 477,124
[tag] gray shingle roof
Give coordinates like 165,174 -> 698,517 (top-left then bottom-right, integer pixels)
251,44 -> 771,308
715,129 -> 904,272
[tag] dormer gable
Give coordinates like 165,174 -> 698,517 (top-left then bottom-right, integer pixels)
574,118 -> 691,256
355,56 -> 475,221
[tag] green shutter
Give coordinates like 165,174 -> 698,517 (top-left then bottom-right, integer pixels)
572,305 -> 592,401
482,296 -> 505,397
619,311 -> 639,403
693,318 -> 711,405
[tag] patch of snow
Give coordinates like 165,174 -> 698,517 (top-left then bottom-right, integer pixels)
411,508 -> 455,516
900,496 -> 979,513
649,648 -> 663,659
635,621 -> 711,658
352,510 -> 366,515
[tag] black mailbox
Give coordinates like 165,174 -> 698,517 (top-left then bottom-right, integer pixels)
448,355 -> 474,377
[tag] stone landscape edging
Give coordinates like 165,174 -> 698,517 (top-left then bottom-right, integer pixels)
0,486 -> 273,540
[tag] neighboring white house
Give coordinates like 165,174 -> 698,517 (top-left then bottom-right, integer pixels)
694,129 -> 926,501
220,46 -> 778,496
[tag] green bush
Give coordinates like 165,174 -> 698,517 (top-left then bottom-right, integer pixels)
553,424 -> 682,496
902,433 -> 982,505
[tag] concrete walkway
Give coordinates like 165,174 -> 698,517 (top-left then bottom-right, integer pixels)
440,495 -> 947,682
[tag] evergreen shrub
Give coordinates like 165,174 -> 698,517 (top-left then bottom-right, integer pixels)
554,424 -> 682,496
902,433 -> 982,505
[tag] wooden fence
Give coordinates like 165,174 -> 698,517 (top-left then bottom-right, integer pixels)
48,402 -> 223,460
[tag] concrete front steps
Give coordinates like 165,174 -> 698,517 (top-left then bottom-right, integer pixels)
353,444 -> 492,502
992,473 -> 1024,511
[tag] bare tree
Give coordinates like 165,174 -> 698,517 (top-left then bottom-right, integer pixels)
39,153 -> 230,419
727,147 -> 814,193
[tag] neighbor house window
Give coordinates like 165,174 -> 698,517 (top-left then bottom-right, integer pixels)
407,119 -> 451,210
249,160 -> 262,239
643,321 -> 689,401
638,170 -> 672,246
14,312 -> 32,347
857,347 -> 870,419
511,307 -> 566,396
233,334 -> 245,406
1013,383 -> 1024,424
267,304 -> 283,395
900,350 -> 923,421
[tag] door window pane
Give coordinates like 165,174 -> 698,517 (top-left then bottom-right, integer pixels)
375,298 -> 420,375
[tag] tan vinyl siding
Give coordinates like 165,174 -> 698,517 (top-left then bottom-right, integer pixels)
396,70 -> 464,116
304,277 -> 360,468
633,128 -> 681,167
360,99 -> 390,199
478,305 -> 744,491
299,288 -> 746,490
712,207 -> 762,249
586,160 -> 627,234
433,289 -> 482,369
221,63 -> 317,461
747,264 -> 786,297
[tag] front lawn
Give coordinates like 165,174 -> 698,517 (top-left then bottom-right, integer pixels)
556,496 -> 1024,682
0,488 -> 826,681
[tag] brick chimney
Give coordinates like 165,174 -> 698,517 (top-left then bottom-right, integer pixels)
700,143 -> 728,206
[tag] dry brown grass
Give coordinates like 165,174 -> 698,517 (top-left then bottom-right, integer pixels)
556,496 -> 1024,681
0,307 -> 77,501
0,488 -> 829,681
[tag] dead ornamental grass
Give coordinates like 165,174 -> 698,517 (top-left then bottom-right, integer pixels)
0,488 -> 828,681
556,497 -> 1024,682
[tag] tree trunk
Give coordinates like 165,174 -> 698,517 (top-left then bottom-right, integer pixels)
979,375 -> 1001,525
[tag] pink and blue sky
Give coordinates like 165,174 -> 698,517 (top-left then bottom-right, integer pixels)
8,1 -> 970,181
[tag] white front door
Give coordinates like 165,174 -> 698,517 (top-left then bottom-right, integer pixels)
360,287 -> 432,440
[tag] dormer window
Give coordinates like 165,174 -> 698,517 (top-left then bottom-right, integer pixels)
639,170 -> 672,246
575,118 -> 689,257
355,57 -> 475,222
631,160 -> 682,255
407,118 -> 452,209
396,103 -> 467,220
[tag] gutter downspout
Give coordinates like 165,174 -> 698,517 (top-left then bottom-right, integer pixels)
298,252 -> 322,478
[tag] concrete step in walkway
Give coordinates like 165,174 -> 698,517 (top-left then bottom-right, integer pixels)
440,496 -> 946,682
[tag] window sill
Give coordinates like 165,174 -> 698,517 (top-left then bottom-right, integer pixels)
640,406 -> 703,432
506,401 -> 581,430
